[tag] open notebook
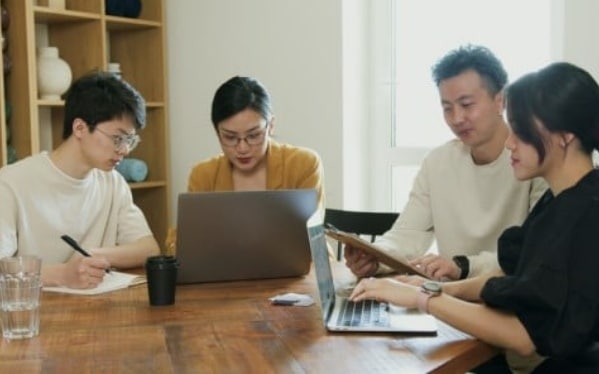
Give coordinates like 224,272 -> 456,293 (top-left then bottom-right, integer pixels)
43,271 -> 146,295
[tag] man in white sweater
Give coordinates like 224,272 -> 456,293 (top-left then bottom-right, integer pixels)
345,45 -> 546,280
0,72 -> 160,289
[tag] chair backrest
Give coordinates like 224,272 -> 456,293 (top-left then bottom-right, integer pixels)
324,208 -> 399,260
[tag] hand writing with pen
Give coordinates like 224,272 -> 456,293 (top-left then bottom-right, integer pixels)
60,235 -> 111,289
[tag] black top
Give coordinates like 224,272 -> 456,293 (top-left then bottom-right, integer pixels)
481,170 -> 599,363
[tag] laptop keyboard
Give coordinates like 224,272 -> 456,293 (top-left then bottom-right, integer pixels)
336,298 -> 390,327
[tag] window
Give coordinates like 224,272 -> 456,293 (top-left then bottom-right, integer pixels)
370,0 -> 561,211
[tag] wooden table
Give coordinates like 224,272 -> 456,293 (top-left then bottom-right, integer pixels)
0,265 -> 498,373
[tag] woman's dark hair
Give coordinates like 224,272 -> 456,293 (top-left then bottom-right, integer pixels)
211,76 -> 272,129
506,62 -> 599,163
432,44 -> 508,97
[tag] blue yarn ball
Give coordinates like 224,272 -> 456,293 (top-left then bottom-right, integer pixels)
116,158 -> 148,182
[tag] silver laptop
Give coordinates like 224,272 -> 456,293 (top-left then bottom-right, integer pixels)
308,223 -> 437,333
176,189 -> 318,284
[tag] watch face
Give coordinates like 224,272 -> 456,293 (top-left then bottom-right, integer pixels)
423,281 -> 442,294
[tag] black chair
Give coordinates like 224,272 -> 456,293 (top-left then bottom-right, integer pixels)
324,208 -> 399,260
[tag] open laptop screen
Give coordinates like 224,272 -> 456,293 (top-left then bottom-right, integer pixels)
308,224 -> 336,324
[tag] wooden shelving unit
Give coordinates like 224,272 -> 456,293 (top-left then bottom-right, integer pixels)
1,0 -> 171,248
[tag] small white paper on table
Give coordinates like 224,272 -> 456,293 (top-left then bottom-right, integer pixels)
269,292 -> 314,306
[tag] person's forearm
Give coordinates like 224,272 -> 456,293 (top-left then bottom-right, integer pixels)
467,251 -> 501,277
428,294 -> 535,356
92,235 -> 160,268
442,269 -> 503,301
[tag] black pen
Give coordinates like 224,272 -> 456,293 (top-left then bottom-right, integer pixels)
60,234 -> 111,273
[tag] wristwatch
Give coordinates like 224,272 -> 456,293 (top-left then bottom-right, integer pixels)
417,281 -> 442,314
452,255 -> 470,280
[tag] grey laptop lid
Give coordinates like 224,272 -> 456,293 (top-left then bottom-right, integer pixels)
176,189 -> 318,284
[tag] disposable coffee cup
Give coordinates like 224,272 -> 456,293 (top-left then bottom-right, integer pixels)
0,255 -> 42,339
145,255 -> 178,306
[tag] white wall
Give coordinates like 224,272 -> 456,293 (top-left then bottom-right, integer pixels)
562,0 -> 599,80
166,0 -> 343,224
166,1 -> 599,223
341,0 -> 370,210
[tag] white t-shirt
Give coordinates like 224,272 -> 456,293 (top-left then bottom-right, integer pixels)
0,152 -> 152,264
376,139 -> 547,277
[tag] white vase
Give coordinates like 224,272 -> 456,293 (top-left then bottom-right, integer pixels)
107,62 -> 122,79
36,46 -> 72,100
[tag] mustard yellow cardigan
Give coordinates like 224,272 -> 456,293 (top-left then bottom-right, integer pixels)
165,140 -> 325,253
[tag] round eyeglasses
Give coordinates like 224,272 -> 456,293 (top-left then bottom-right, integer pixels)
95,127 -> 141,151
218,125 -> 268,147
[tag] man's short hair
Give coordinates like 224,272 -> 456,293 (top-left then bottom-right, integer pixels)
431,44 -> 508,96
62,71 -> 146,139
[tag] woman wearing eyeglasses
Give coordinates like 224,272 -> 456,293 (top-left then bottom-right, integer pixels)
165,76 -> 325,253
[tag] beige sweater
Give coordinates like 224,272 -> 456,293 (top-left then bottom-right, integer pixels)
0,152 -> 152,263
376,139 -> 547,277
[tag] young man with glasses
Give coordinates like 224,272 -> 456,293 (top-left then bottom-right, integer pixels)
165,75 -> 325,253
0,72 -> 160,289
